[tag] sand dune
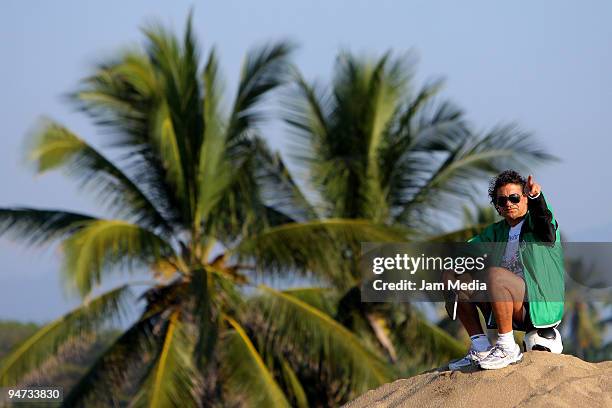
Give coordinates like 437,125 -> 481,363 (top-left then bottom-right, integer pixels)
345,353 -> 612,408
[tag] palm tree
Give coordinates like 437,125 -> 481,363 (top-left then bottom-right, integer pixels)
0,17 -> 398,407
284,51 -> 554,374
562,258 -> 610,361
286,51 -> 553,230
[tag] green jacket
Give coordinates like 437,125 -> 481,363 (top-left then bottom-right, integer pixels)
468,193 -> 564,328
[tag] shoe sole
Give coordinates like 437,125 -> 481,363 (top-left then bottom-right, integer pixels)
449,350 -> 494,370
448,362 -> 473,370
479,352 -> 523,370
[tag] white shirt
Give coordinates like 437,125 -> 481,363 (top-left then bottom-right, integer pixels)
502,219 -> 524,279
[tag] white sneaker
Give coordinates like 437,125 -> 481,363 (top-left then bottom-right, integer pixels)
448,347 -> 492,370
479,343 -> 523,370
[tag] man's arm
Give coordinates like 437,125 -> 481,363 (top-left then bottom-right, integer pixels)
525,175 -> 557,243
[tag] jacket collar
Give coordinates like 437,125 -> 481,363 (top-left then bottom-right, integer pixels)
498,211 -> 533,240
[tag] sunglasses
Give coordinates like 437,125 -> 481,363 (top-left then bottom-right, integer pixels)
496,193 -> 523,207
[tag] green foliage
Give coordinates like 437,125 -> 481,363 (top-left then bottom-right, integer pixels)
285,52 -> 554,229
130,311 -> 199,408
61,220 -> 175,296
27,121 -> 170,233
0,285 -> 132,386
237,219 -> 409,287
254,286 -> 394,399
391,306 -> 464,375
0,12 -> 557,407
62,309 -> 165,407
222,316 -> 290,408
0,208 -> 95,247
562,259 -> 611,362
0,14 -> 377,407
0,322 -> 124,407
0,321 -> 39,359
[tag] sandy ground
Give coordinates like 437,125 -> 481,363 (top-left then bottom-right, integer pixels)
344,352 -> 612,408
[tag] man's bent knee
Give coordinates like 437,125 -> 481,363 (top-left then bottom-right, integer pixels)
441,270 -> 477,301
484,267 -> 525,302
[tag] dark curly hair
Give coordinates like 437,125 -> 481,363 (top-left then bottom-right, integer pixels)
488,170 -> 526,206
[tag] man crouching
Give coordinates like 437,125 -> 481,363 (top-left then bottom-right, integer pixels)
444,170 -> 564,370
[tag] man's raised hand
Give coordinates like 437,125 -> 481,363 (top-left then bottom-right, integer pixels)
526,174 -> 541,197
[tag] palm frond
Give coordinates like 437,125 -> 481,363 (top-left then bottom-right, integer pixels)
252,137 -> 318,223
395,78 -> 445,135
72,51 -> 184,229
0,284 -> 133,386
199,136 -> 310,242
61,220 -> 175,297
0,207 -> 95,247
362,52 -> 409,160
285,52 -> 412,220
196,49 -> 231,226
282,72 -> 333,213
72,48 -> 158,141
235,219 -> 410,286
27,120 -> 173,234
395,125 -> 555,226
284,70 -> 330,155
129,310 -> 198,408
254,286 -> 394,397
221,316 -> 290,408
150,102 -> 189,217
279,357 -> 308,408
411,101 -> 469,151
361,53 -> 412,221
141,15 -> 206,223
196,42 -> 296,237
378,81 -> 450,193
280,287 -> 337,316
62,308 -> 165,407
200,143 -> 260,241
392,307 -> 465,371
228,41 -> 296,140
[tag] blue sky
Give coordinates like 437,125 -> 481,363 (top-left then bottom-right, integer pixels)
1,0 -> 611,323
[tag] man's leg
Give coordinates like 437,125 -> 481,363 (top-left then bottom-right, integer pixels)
479,267 -> 526,370
456,301 -> 485,336
442,269 -> 485,334
442,270 -> 492,369
486,266 -> 526,333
